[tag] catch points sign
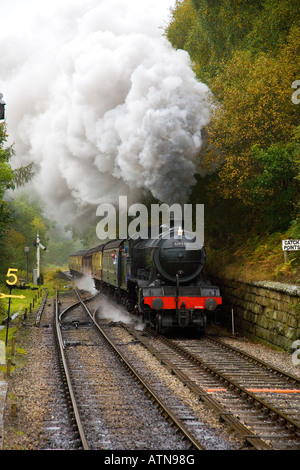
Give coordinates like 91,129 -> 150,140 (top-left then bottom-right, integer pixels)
282,240 -> 300,251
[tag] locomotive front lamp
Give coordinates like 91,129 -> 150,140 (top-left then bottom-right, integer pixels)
152,298 -> 164,310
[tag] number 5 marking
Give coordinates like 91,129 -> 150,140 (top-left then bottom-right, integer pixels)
6,268 -> 18,286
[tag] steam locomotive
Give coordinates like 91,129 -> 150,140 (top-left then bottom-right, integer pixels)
68,224 -> 221,334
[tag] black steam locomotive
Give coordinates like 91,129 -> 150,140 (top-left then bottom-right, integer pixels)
69,225 -> 221,334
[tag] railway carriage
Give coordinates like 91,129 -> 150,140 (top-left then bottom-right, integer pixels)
90,244 -> 104,280
68,225 -> 222,334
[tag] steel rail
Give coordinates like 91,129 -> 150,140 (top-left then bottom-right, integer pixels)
67,287 -> 299,449
35,289 -> 48,326
73,290 -> 206,450
54,290 -> 90,450
58,290 -> 99,323
155,332 -> 300,440
206,335 -> 300,386
122,324 -> 272,450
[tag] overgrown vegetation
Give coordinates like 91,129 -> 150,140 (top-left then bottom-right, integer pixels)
0,2 -> 299,290
0,269 -> 71,375
166,0 -> 300,283
0,122 -> 84,317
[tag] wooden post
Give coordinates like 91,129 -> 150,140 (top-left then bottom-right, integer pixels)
6,358 -> 12,377
11,336 -> 16,356
5,286 -> 12,346
11,403 -> 17,417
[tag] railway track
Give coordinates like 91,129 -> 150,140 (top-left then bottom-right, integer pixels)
53,286 -> 300,450
54,289 -> 217,450
54,290 -> 90,449
117,324 -> 300,450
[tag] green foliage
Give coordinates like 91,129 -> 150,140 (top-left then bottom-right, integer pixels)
0,124 -> 14,241
169,0 -> 263,81
0,123 -> 38,281
187,0 -> 299,77
166,1 -> 300,202
248,140 -> 299,230
166,0 -> 196,51
246,0 -> 300,54
0,193 -> 49,281
0,190 -> 83,283
166,0 -> 300,282
43,225 -> 85,266
10,193 -> 49,241
205,31 -> 300,201
12,163 -> 35,188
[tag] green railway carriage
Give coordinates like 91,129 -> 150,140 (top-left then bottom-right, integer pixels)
101,240 -> 130,290
68,227 -> 221,334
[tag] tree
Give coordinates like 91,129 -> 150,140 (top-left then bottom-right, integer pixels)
205,26 -> 300,202
165,0 -> 196,51
167,1 -> 300,84
166,0 -> 300,245
170,0 -> 263,82
13,163 -> 35,188
247,0 -> 300,54
247,138 -> 300,230
4,194 -> 49,273
0,123 -> 36,273
0,124 -> 14,241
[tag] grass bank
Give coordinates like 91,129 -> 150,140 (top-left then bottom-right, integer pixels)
0,266 -> 72,376
206,231 -> 300,285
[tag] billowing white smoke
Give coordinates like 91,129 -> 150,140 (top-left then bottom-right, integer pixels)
75,275 -> 97,296
74,275 -> 144,329
96,296 -> 145,331
1,0 -> 211,226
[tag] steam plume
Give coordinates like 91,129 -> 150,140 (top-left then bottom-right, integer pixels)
1,0 -> 211,227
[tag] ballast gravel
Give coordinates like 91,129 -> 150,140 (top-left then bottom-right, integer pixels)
1,293 -> 299,450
